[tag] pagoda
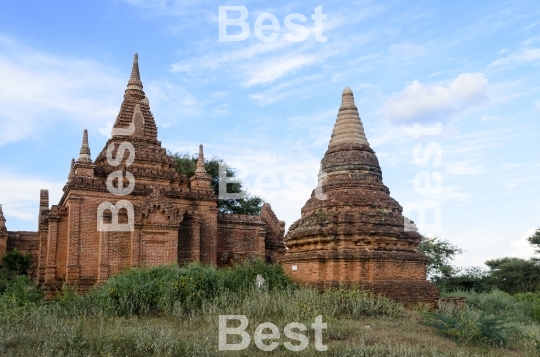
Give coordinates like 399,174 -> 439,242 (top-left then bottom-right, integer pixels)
280,87 -> 439,306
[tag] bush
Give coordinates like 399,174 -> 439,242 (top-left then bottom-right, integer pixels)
83,259 -> 295,316
0,274 -> 44,312
423,303 -> 518,347
515,292 -> 540,322
445,289 -> 531,323
1,248 -> 32,275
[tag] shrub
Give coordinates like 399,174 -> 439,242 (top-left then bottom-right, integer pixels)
1,248 -> 32,275
0,274 -> 44,312
83,260 -> 294,316
445,289 -> 531,323
423,303 -> 518,347
515,292 -> 540,322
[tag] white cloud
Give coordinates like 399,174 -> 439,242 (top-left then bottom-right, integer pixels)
535,100 -> 540,110
171,40 -> 290,74
388,43 -> 426,58
429,185 -> 472,203
489,48 -> 540,68
508,227 -> 537,259
0,169 -> 64,224
445,162 -> 484,176
0,35 -> 124,145
249,73 -> 323,105
244,55 -> 315,86
144,80 -> 200,126
384,73 -> 489,123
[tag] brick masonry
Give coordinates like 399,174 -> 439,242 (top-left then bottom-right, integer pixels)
1,59 -> 436,307
279,87 -> 440,307
0,54 -> 285,294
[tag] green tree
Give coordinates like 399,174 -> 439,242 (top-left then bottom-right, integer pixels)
484,257 -> 540,294
527,228 -> 540,254
435,266 -> 491,293
170,152 -> 263,215
1,248 -> 32,275
418,236 -> 463,281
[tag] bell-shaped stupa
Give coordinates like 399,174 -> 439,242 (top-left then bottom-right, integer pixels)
280,87 -> 439,306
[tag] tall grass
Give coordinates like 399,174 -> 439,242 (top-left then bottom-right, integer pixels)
80,260 -> 294,316
3,262 -> 540,355
425,289 -> 540,348
42,260 -> 402,320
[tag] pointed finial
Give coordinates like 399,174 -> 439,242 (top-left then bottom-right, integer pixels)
328,87 -> 369,147
0,204 -> 5,223
126,53 -> 145,99
341,86 -> 355,106
342,86 -> 353,96
68,158 -> 75,179
190,144 -> 212,189
195,144 -> 206,173
77,129 -> 92,163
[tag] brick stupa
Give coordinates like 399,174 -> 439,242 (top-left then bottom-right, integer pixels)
280,87 -> 439,306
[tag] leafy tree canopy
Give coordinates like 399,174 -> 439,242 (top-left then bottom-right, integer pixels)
170,152 -> 263,215
485,257 -> 540,294
418,235 -> 463,281
1,248 -> 32,275
527,228 -> 540,254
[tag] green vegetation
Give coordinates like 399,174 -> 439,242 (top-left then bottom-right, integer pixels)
170,152 -> 263,215
2,259 -> 540,356
1,248 -> 32,275
5,230 -> 540,355
418,232 -> 540,295
528,228 -> 540,254
418,236 -> 463,280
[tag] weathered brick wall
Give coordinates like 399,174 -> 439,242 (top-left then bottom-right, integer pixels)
0,236 -> 6,260
3,56 -> 287,295
6,231 -> 40,277
0,229 -> 7,260
280,87 -> 439,307
259,203 -> 286,263
217,213 -> 266,266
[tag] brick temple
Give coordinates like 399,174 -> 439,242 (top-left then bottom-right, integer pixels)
0,54 -> 285,293
279,87 -> 439,306
0,55 -> 437,306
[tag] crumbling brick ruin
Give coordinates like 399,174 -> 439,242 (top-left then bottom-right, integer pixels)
0,54 -> 285,294
1,55 -> 437,306
279,87 -> 439,306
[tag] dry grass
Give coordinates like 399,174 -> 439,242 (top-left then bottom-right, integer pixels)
0,304 -> 535,356
2,264 -> 540,356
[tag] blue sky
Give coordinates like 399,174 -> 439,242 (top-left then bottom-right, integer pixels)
0,0 -> 539,267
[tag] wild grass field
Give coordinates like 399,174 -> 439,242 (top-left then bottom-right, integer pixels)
2,261 -> 540,356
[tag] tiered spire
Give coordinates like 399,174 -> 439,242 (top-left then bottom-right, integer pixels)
190,144 -> 212,189
0,204 -> 6,232
68,158 -> 75,179
328,87 -> 369,148
126,53 -> 145,99
195,144 -> 206,173
77,129 -> 92,163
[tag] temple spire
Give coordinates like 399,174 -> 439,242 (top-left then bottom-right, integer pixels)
0,204 -> 6,236
328,87 -> 369,148
195,144 -> 206,173
68,158 -> 75,179
190,144 -> 212,189
77,129 -> 92,163
126,53 -> 145,99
